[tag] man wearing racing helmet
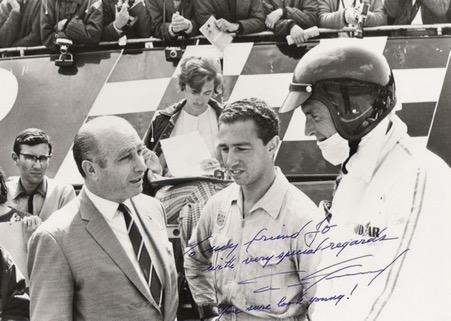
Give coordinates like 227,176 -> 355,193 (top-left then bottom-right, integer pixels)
280,42 -> 451,320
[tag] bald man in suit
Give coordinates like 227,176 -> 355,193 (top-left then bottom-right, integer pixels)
28,116 -> 178,321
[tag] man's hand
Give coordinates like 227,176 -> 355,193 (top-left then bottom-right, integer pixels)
200,158 -> 220,173
171,11 -> 191,33
290,25 -> 307,45
114,0 -> 130,30
344,7 -> 359,25
22,216 -> 42,242
266,8 -> 283,29
57,19 -> 68,31
215,18 -> 239,34
142,148 -> 163,176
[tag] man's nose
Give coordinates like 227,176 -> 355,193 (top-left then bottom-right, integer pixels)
32,160 -> 43,168
226,151 -> 239,168
304,116 -> 316,137
135,154 -> 147,172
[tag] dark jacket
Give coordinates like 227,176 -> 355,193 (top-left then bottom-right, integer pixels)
0,246 -> 29,321
142,98 -> 222,196
40,0 -> 103,50
318,0 -> 386,28
384,0 -> 450,25
149,0 -> 197,40
0,0 -> 41,48
102,0 -> 151,41
262,0 -> 317,37
143,98 -> 222,156
193,0 -> 265,35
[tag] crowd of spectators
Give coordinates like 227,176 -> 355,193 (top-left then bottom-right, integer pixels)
0,0 -> 450,49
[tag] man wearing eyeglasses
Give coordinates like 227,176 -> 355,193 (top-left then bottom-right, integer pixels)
7,128 -> 75,225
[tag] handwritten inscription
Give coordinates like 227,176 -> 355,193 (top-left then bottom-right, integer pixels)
185,217 -> 406,311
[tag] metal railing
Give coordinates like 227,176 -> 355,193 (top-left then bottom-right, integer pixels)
1,23 -> 451,57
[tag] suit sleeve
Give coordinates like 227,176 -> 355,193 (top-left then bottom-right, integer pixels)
28,230 -> 74,321
59,185 -> 76,209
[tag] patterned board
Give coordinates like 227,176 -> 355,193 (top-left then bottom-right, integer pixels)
0,37 -> 450,187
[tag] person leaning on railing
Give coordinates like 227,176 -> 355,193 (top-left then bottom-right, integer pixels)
101,0 -> 151,41
384,0 -> 451,25
0,0 -> 41,48
148,0 -> 198,41
261,0 -> 318,45
40,0 -> 103,51
192,0 -> 266,36
318,0 -> 386,29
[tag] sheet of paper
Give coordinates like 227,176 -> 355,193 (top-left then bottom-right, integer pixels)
160,131 -> 213,177
200,16 -> 233,52
0,221 -> 28,282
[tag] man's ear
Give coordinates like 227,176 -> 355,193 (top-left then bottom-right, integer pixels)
81,160 -> 98,180
267,136 -> 280,155
11,152 -> 19,165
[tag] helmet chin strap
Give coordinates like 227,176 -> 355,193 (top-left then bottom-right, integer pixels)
341,139 -> 361,174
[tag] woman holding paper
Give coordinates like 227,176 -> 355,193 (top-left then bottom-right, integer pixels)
142,55 -> 229,243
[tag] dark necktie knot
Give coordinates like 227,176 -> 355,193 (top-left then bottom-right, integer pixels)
118,203 -> 132,228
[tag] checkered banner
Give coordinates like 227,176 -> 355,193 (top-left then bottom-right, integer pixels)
0,37 -> 450,185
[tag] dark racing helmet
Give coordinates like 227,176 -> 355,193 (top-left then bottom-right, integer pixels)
280,43 -> 397,141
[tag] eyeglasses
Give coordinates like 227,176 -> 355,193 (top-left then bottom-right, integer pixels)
19,153 -> 52,164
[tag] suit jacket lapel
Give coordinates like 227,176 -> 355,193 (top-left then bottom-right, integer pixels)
79,190 -> 154,304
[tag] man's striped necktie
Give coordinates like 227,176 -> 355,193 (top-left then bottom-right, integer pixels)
118,203 -> 163,308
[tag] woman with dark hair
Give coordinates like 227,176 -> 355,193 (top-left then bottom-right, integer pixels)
142,55 -> 229,247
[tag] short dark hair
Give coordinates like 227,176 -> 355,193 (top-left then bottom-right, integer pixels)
219,97 -> 279,145
0,168 -> 7,204
178,56 -> 223,94
73,127 -> 106,178
13,128 -> 52,155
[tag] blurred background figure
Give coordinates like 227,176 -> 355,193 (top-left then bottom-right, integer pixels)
40,0 -> 102,50
143,55 -> 229,248
262,0 -> 318,45
384,0 -> 451,25
0,0 -> 41,48
102,0 -> 151,41
0,167 -> 40,243
318,0 -> 386,29
193,0 -> 265,36
149,0 -> 197,40
0,245 -> 29,321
